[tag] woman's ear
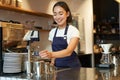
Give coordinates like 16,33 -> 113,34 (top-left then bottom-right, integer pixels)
67,11 -> 70,17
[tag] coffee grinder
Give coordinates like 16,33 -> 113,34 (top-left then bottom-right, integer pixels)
97,43 -> 114,68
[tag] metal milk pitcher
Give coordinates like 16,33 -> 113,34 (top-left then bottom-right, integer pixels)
33,61 -> 45,77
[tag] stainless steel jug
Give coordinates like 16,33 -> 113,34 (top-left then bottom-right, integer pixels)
24,61 -> 33,77
33,61 -> 45,77
44,62 -> 50,74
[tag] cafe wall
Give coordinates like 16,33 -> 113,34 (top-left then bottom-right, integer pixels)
21,0 -> 93,54
0,0 -> 94,54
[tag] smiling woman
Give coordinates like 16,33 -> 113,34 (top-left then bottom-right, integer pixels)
39,1 -> 81,69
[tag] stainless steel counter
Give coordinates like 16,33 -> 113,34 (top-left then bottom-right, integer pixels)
0,66 -> 120,80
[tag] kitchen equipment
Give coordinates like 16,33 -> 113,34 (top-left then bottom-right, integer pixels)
24,61 -> 33,77
97,43 -> 114,68
32,60 -> 56,77
3,53 -> 22,73
44,62 -> 56,75
23,24 -> 40,77
44,62 -> 50,74
33,61 -> 45,77
100,44 -> 112,53
49,64 -> 56,74
0,22 -> 24,75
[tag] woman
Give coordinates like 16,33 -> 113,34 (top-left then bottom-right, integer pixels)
39,1 -> 81,69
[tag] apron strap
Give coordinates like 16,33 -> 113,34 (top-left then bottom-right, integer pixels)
64,24 -> 69,40
64,24 -> 69,35
54,24 -> 69,38
54,27 -> 58,38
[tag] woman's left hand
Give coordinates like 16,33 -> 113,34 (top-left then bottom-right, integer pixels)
39,50 -> 52,58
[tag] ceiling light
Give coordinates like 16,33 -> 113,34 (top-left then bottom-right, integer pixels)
115,0 -> 120,3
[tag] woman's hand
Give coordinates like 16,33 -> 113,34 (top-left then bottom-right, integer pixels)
39,50 -> 52,59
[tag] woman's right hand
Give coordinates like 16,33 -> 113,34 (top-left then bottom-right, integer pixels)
39,50 -> 52,59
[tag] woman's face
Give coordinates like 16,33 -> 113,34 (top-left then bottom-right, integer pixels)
53,6 -> 69,28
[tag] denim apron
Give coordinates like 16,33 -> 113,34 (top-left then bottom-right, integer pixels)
52,25 -> 81,68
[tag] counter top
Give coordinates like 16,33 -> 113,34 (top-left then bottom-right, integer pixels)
0,66 -> 120,80
2,53 -> 120,80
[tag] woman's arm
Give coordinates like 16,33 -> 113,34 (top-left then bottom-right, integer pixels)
39,37 -> 79,58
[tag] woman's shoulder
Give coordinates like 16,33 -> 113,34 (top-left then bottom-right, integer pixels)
51,27 -> 57,31
49,27 -> 57,34
68,25 -> 79,31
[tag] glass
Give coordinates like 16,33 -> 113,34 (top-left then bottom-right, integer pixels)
34,46 -> 40,56
33,46 -> 41,61
100,52 -> 112,64
99,44 -> 113,64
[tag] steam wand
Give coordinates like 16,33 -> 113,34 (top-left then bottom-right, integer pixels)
26,41 -> 32,77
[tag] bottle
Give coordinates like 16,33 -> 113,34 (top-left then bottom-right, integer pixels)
33,46 -> 41,61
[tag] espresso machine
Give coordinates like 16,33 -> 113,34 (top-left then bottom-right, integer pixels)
97,43 -> 114,68
0,22 -> 24,75
23,29 -> 40,77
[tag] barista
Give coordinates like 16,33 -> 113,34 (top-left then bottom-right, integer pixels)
39,1 -> 81,69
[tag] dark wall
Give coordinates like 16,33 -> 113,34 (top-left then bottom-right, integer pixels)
93,0 -> 119,23
78,54 -> 102,67
0,27 -> 3,74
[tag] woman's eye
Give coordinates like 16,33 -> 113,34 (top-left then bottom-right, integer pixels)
59,12 -> 64,15
53,13 -> 57,16
60,13 -> 63,15
53,12 -> 64,16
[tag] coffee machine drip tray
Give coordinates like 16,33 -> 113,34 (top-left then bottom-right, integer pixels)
97,63 -> 114,68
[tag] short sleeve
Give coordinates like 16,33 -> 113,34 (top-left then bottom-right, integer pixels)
67,25 -> 80,44
48,28 -> 56,42
68,25 -> 80,39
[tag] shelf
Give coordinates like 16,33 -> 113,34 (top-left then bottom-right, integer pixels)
94,33 -> 119,40
94,33 -> 119,35
111,22 -> 119,28
0,5 -> 52,18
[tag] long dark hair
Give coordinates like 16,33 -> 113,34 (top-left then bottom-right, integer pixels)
53,1 -> 72,23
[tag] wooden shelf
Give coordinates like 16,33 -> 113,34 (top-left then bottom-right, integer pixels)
0,5 -> 52,18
